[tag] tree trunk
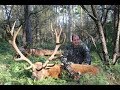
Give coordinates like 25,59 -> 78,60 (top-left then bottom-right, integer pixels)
81,5 -> 109,65
24,5 -> 32,48
112,5 -> 120,64
91,5 -> 109,65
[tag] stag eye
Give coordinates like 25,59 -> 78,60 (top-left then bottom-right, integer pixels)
36,68 -> 42,71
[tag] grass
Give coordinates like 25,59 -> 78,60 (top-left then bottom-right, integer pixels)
0,38 -> 120,85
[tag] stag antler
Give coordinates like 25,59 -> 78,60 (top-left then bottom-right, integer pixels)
42,23 -> 66,68
9,21 -> 34,70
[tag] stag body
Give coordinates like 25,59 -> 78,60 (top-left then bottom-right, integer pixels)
24,48 -> 62,57
32,62 -> 62,80
70,64 -> 99,75
31,62 -> 99,80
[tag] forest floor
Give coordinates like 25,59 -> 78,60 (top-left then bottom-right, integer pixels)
0,38 -> 120,85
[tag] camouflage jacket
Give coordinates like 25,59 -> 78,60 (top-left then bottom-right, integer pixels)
61,42 -> 91,66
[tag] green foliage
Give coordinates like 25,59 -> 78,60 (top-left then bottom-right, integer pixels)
80,73 -> 108,85
39,42 -> 55,50
104,22 -> 114,57
91,52 -> 102,64
32,77 -> 67,85
0,39 -> 120,85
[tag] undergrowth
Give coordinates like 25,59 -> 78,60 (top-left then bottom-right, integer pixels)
0,38 -> 120,85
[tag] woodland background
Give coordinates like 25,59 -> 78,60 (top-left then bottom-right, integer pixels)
0,5 -> 120,85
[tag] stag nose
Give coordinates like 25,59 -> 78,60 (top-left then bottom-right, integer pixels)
32,71 -> 39,80
32,72 -> 36,77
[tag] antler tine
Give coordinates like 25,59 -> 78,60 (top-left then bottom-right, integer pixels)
51,22 -> 58,37
51,23 -> 54,32
54,24 -> 62,44
58,24 -> 62,37
59,24 -> 66,44
43,23 -> 66,68
11,24 -> 34,70
11,21 -> 16,36
42,60 -> 50,68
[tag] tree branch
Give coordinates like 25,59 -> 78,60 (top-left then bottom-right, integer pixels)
80,5 -> 97,21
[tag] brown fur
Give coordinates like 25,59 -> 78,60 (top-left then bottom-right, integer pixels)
70,64 -> 99,75
32,62 -> 99,80
23,48 -> 62,57
32,62 -> 62,80
47,64 -> 62,78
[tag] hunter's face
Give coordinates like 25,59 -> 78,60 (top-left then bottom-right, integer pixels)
72,35 -> 80,47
